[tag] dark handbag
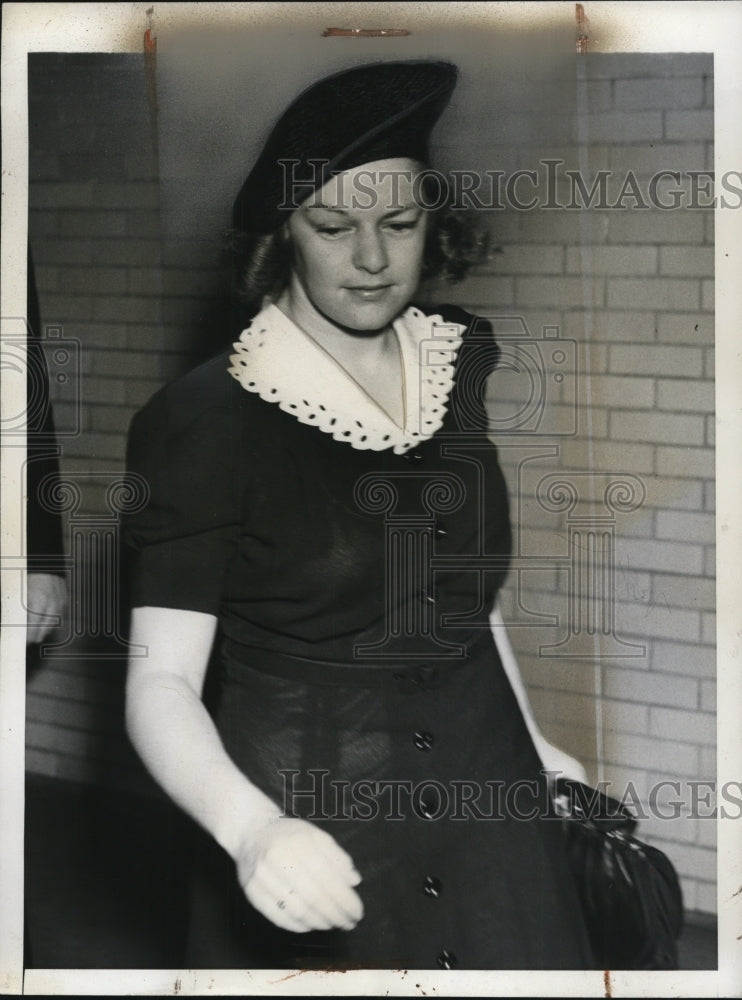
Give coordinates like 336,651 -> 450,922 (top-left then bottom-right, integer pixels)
554,777 -> 684,970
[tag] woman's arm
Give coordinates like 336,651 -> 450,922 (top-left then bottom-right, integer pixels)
490,605 -> 588,784
126,606 -> 363,932
26,573 -> 68,645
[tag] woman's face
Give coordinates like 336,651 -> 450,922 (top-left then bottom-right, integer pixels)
285,158 -> 428,332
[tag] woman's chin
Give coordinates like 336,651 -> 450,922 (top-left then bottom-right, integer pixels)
326,298 -> 412,335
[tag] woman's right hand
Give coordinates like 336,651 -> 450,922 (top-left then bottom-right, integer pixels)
234,815 -> 364,933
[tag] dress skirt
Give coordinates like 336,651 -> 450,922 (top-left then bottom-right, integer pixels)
185,630 -> 595,971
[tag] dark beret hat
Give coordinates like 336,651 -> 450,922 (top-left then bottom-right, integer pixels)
232,60 -> 458,233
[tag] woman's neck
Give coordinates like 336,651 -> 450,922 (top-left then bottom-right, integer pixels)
274,280 -> 407,428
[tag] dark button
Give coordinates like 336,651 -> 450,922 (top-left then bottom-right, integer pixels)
437,949 -> 458,969
417,797 -> 438,820
413,730 -> 434,752
403,450 -> 424,464
422,876 -> 442,898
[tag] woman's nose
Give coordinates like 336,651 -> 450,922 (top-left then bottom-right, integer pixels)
352,229 -> 388,274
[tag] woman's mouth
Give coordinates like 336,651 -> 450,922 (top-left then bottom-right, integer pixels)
345,285 -> 393,301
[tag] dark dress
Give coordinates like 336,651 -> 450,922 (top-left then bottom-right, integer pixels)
123,304 -> 594,970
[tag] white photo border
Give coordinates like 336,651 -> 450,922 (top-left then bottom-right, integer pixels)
2,2 -> 741,996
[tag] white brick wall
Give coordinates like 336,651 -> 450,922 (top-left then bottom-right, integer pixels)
426,51 -> 716,916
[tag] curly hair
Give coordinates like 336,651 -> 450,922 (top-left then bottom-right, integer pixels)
226,197 -> 491,311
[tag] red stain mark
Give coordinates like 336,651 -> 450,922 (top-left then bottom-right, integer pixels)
576,3 -> 589,54
604,969 -> 612,998
144,6 -> 158,116
144,7 -> 156,51
323,27 -> 411,38
268,970 -> 309,984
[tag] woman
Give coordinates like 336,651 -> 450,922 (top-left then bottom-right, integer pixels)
123,60 -> 594,970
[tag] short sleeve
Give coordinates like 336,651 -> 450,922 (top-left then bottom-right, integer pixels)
122,396 -> 242,615
433,304 -> 499,432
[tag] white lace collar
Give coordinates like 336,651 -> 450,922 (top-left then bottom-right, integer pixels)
228,302 -> 465,454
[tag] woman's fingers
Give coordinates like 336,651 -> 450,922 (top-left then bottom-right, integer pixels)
294,840 -> 364,923
245,875 -> 321,933
238,818 -> 363,932
310,827 -> 362,885
257,829 -> 363,930
262,855 -> 363,930
248,869 -> 334,932
247,863 -> 362,933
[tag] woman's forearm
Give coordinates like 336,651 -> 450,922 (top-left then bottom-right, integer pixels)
490,603 -> 545,748
125,607 -> 280,859
490,603 -> 588,782
126,670 -> 280,857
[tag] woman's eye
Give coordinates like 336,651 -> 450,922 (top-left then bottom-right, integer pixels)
384,221 -> 418,233
315,226 -> 349,238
